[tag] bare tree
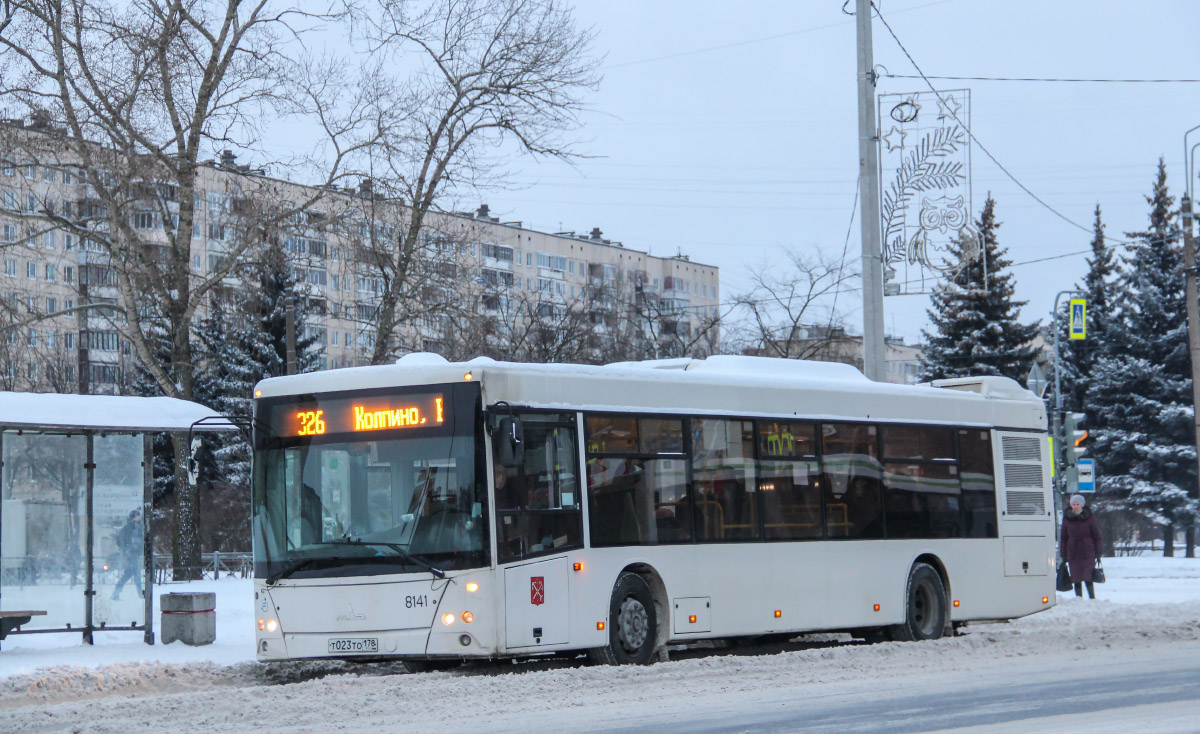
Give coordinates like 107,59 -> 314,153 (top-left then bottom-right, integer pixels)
358,0 -> 600,364
732,249 -> 858,360
0,0 -> 385,578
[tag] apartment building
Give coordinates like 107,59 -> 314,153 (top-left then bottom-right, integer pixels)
0,141 -> 720,394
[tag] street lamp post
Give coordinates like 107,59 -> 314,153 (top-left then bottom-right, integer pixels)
1181,124 -> 1200,557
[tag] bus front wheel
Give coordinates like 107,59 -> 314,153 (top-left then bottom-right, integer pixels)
889,562 -> 947,642
588,572 -> 658,665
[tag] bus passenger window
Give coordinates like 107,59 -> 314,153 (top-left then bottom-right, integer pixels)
691,419 -> 757,541
757,421 -> 822,540
959,429 -> 997,538
588,457 -> 689,546
820,422 -> 883,539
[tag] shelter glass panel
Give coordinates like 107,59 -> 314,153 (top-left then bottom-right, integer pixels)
93,434 -> 145,626
1,432 -> 87,630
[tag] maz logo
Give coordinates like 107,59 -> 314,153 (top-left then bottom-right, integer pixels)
336,603 -> 366,621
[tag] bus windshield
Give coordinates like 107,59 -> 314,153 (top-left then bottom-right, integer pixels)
252,382 -> 487,580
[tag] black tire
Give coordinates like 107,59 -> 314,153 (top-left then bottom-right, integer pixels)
888,562 -> 947,642
588,572 -> 658,665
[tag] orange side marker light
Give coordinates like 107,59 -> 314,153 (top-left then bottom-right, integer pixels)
774,609 -> 782,618
873,604 -> 881,612
596,622 -> 606,631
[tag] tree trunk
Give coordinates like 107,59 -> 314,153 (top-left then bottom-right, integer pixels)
1185,526 -> 1195,559
1162,523 -> 1175,558
171,432 -> 202,581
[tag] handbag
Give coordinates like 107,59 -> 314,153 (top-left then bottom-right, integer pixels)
1093,559 -> 1106,584
1056,560 -> 1072,592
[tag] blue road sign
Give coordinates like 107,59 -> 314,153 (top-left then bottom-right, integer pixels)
1077,458 -> 1095,492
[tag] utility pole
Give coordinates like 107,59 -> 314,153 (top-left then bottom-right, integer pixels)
1181,194 -> 1199,558
856,0 -> 885,381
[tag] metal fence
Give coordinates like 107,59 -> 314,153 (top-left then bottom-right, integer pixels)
154,552 -> 252,584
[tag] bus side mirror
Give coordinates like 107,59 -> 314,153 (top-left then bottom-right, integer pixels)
492,416 -> 524,468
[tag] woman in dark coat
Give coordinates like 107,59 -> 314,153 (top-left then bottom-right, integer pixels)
1060,493 -> 1103,599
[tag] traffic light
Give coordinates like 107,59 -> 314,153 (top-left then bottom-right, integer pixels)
1064,412 -> 1087,467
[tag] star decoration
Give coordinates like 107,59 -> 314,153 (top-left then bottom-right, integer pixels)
882,125 -> 907,152
937,93 -> 962,121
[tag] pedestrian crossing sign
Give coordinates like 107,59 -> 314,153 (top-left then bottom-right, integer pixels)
1069,299 -> 1086,340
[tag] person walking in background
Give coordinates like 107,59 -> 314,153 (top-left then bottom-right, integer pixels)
1060,494 -> 1102,599
112,510 -> 143,601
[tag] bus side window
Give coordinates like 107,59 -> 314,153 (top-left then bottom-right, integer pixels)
959,429 -> 997,538
821,422 -> 883,539
758,421 -> 822,540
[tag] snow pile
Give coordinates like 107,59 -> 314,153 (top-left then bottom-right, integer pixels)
0,556 -> 1196,730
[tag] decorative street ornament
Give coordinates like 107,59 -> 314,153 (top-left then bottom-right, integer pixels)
877,89 -> 978,295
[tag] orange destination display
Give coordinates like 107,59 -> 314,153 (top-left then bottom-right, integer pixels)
264,392 -> 447,438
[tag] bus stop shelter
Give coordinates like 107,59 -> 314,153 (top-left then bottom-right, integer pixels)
0,392 -> 235,646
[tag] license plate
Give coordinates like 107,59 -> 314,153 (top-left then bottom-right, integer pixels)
327,637 -> 379,654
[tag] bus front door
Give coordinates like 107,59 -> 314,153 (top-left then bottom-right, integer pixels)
503,557 -> 570,649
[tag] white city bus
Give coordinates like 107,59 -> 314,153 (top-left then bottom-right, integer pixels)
251,354 -> 1055,665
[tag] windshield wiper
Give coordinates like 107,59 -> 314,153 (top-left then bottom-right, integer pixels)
319,540 -> 445,579
266,556 -> 327,585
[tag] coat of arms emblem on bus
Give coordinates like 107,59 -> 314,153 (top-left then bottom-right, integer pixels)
531,577 -> 545,606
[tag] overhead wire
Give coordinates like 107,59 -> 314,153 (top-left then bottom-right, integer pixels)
882,74 -> 1200,84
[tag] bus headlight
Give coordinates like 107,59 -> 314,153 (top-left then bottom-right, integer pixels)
266,619 -> 278,633
442,612 -> 456,626
466,582 -> 479,593
461,611 -> 474,624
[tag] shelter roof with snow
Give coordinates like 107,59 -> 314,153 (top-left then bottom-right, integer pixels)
0,392 -> 236,433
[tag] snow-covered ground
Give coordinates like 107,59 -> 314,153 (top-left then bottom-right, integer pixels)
0,556 -> 1197,732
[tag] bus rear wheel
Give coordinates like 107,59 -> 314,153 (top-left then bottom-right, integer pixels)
588,572 -> 658,665
889,562 -> 947,642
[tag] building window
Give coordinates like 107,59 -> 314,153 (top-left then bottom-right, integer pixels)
27,262 -> 36,279
65,234 -> 75,251
45,264 -> 55,282
207,222 -> 225,241
3,224 -> 14,243
133,211 -> 158,230
4,259 -> 14,277
46,297 -> 56,313
64,266 -> 74,284
64,332 -> 74,349
27,329 -> 37,346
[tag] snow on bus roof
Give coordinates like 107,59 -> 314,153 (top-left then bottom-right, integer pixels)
255,353 -> 1039,405
0,392 -> 236,432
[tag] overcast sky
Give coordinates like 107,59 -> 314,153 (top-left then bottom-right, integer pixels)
474,0 -> 1200,345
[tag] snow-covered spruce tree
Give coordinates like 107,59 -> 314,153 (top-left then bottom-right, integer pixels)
1085,160 -> 1196,556
197,242 -> 324,486
919,195 -> 1040,382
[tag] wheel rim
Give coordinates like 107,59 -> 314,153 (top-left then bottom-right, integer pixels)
911,578 -> 937,637
616,595 -> 649,653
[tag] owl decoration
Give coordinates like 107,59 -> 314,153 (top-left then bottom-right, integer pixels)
906,195 -> 978,273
